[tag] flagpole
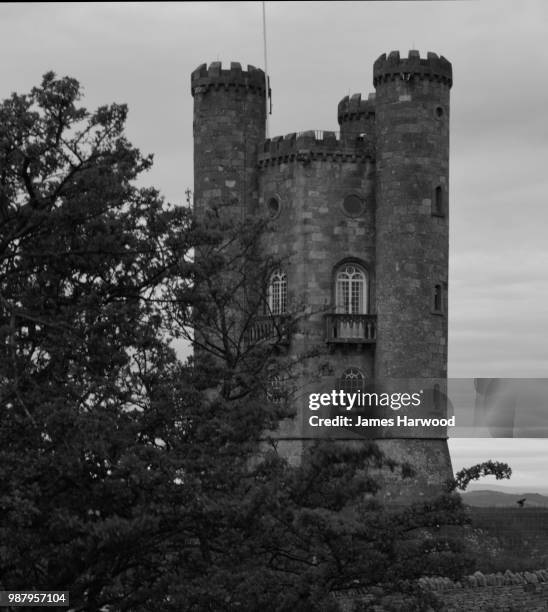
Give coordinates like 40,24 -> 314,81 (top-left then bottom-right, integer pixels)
262,1 -> 270,138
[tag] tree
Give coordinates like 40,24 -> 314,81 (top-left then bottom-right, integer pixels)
0,72 -> 298,611
452,460 -> 512,492
0,72 -> 198,610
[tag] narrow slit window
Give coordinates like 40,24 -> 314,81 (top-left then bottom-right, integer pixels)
434,284 -> 443,312
433,185 -> 444,217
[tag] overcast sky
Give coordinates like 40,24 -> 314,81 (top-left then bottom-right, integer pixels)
1,1 -> 547,491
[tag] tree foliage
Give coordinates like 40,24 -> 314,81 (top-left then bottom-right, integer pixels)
0,71 -> 196,609
452,461 -> 512,492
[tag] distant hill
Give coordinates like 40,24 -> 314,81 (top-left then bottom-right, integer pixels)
466,483 -> 548,495
462,489 -> 548,508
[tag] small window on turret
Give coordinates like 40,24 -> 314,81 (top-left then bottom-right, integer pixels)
432,186 -> 445,217
433,284 -> 443,314
267,196 -> 281,218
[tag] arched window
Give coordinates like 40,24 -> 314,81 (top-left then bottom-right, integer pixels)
340,367 -> 365,394
268,270 -> 287,315
336,264 -> 367,314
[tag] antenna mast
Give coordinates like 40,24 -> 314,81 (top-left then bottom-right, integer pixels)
262,1 -> 270,138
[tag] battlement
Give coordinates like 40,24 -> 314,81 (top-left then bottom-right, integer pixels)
191,61 -> 267,96
373,50 -> 452,88
337,93 -> 376,124
258,130 -> 373,167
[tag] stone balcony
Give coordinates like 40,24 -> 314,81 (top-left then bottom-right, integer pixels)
325,313 -> 377,344
245,315 -> 290,345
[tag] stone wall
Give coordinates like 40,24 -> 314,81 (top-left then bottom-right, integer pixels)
423,569 -> 548,612
258,134 -> 375,441
333,569 -> 548,611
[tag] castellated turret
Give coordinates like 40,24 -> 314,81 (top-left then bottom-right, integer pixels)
371,51 -> 453,497
191,51 -> 454,501
337,92 -> 376,146
191,62 -> 267,357
373,50 -> 451,380
191,62 -> 266,220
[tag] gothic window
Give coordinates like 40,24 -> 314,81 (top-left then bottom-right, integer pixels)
336,264 -> 367,314
340,367 -> 365,394
268,270 -> 287,315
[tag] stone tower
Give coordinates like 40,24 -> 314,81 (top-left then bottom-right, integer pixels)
191,51 -> 454,501
191,61 -> 266,220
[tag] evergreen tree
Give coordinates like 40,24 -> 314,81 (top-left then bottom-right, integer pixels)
0,72 -> 196,609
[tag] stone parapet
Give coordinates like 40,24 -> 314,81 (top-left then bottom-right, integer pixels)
419,568 -> 548,590
191,61 -> 267,96
258,130 -> 373,167
337,92 -> 375,124
373,50 -> 452,88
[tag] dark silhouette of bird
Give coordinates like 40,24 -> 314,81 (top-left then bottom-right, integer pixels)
517,498 -> 526,507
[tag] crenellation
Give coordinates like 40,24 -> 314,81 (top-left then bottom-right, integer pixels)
337,92 -> 375,123
259,130 -> 373,167
373,49 -> 452,87
208,61 -> 222,77
191,60 -> 267,97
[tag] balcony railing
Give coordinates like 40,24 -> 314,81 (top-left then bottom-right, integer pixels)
325,313 -> 377,344
245,315 -> 290,345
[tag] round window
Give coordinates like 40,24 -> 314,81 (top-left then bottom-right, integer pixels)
267,197 -> 280,218
342,194 -> 364,218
